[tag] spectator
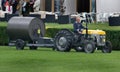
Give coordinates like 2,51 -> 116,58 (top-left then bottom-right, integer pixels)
18,0 -> 24,15
33,0 -> 40,12
2,0 -> 6,11
5,0 -> 13,14
12,0 -> 19,14
29,0 -> 35,12
22,0 -> 30,16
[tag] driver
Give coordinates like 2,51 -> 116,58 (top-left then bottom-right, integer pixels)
73,16 -> 85,34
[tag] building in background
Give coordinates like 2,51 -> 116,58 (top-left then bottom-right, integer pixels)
96,0 -> 120,21
40,0 -> 120,22
40,0 -> 94,14
40,0 -> 120,13
96,0 -> 120,13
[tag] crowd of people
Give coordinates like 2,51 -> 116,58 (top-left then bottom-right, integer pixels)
0,0 -> 40,16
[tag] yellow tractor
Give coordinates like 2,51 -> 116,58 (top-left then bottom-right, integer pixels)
54,28 -> 112,53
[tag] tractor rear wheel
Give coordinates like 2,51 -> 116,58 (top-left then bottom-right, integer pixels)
54,29 -> 73,52
102,41 -> 112,53
84,41 -> 95,53
15,39 -> 25,50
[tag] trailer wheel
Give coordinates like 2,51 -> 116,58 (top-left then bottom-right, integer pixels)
29,46 -> 38,50
15,39 -> 25,50
84,41 -> 95,53
102,41 -> 112,53
54,29 -> 73,52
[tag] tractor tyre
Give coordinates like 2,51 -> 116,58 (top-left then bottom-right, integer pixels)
102,41 -> 112,53
84,41 -> 95,53
54,29 -> 74,52
15,39 -> 25,50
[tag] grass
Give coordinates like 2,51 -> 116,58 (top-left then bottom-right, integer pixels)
0,46 -> 120,72
0,22 -> 7,27
0,22 -> 120,72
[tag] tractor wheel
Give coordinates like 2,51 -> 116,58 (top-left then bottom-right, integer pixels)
15,39 -> 25,50
84,41 -> 95,53
102,41 -> 112,53
74,47 -> 84,52
29,46 -> 38,50
54,29 -> 74,52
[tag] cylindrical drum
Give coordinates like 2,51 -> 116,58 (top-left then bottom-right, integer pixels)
7,17 -> 45,41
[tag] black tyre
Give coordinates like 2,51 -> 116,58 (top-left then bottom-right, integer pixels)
74,46 -> 84,52
102,41 -> 112,53
84,41 -> 95,53
15,39 -> 25,50
54,29 -> 74,52
29,46 -> 38,50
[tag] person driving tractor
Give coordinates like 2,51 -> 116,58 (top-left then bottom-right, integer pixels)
73,17 -> 85,34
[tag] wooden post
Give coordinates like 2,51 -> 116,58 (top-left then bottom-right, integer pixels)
52,0 -> 54,12
40,0 -> 45,11
90,0 -> 92,12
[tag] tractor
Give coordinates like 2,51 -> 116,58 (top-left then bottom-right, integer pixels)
54,25 -> 112,53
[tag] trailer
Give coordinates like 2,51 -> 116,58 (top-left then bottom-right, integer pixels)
7,17 -> 54,50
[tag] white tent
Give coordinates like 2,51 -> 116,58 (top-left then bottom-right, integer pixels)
96,0 -> 120,13
64,0 -> 76,15
96,0 -> 120,21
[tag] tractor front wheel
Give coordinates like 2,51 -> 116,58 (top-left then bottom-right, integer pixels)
102,41 -> 112,53
84,41 -> 95,53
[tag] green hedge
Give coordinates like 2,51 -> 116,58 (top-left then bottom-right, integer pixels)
0,27 -> 120,50
105,30 -> 120,50
0,27 -> 8,45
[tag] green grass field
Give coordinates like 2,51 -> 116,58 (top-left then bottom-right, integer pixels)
0,46 -> 120,72
0,22 -> 120,72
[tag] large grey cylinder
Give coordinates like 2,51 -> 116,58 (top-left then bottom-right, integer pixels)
7,17 -> 45,41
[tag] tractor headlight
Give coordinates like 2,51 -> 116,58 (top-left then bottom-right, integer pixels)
103,39 -> 106,42
100,35 -> 106,42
